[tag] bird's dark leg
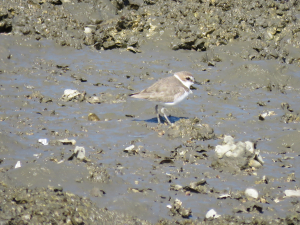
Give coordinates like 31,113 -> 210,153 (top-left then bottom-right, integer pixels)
161,107 -> 172,125
155,105 -> 161,124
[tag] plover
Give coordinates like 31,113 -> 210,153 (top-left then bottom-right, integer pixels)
130,71 -> 200,125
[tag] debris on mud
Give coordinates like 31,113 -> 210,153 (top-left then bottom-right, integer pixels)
88,113 -> 100,121
258,111 -> 276,121
88,166 -> 111,183
170,179 -> 210,194
90,187 -> 106,197
68,146 -> 87,161
169,198 -> 192,218
212,136 -> 264,172
205,209 -> 221,219
284,190 -> 300,198
124,144 -> 140,155
38,138 -> 49,145
280,102 -> 300,123
159,118 -> 216,141
61,89 -> 86,102
281,111 -> 300,123
14,161 -> 21,169
2,0 -> 300,64
87,96 -> 101,104
1,0 -> 300,222
0,184 -> 150,225
183,179 -> 210,194
55,138 -> 76,146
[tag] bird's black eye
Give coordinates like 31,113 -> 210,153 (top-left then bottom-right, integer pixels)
186,77 -> 191,81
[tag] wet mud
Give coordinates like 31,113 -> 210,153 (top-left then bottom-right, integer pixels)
1,0 -> 300,224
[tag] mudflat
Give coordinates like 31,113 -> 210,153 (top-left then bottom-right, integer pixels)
0,0 -> 300,224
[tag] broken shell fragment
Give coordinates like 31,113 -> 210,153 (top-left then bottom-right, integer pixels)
15,161 -> 21,169
38,138 -> 49,145
124,145 -> 139,155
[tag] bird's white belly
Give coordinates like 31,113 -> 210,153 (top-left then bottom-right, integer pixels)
164,90 -> 190,106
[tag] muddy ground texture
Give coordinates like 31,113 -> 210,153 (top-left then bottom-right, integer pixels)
1,0 -> 300,64
1,0 -> 300,224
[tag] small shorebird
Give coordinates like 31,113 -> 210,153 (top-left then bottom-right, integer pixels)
130,71 -> 200,125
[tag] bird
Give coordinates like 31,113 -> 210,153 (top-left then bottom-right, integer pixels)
130,71 -> 200,125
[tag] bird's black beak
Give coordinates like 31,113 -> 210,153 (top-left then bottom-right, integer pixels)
190,80 -> 201,90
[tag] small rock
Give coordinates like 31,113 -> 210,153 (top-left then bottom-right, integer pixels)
159,159 -> 174,164
87,96 -> 101,104
61,89 -> 86,102
88,113 -> 100,121
170,184 -> 183,191
184,180 -> 208,193
74,146 -> 86,160
257,101 -> 266,106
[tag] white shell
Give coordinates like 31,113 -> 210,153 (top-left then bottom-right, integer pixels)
125,145 -> 135,151
205,209 -> 221,219
245,188 -> 259,199
38,138 -> 48,145
284,190 -> 300,197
